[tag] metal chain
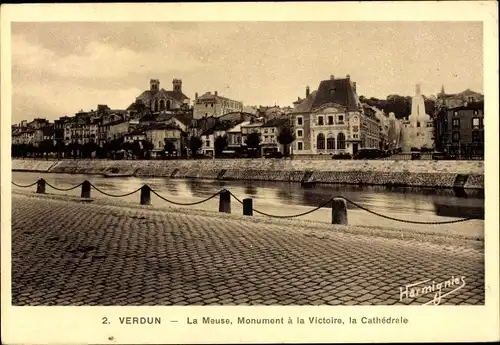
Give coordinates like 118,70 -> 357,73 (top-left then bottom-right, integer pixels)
151,189 -> 222,206
45,181 -> 83,192
343,198 -> 473,225
11,181 -> 38,188
13,179 -> 475,225
89,182 -> 142,198
229,191 -> 333,219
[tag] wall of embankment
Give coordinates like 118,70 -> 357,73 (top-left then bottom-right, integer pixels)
12,159 -> 484,189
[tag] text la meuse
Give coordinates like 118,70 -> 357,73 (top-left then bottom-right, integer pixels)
188,317 -> 232,325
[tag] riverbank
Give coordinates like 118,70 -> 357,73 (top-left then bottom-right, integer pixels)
11,158 -> 485,189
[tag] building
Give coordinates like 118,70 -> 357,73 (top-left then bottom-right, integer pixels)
123,129 -> 146,143
259,117 -> 289,156
134,79 -> 190,113
145,123 -> 185,157
193,91 -> 243,119
400,84 -> 435,151
107,120 -> 130,141
200,120 -> 242,156
241,118 -> 265,148
290,74 -> 378,156
434,102 -> 484,157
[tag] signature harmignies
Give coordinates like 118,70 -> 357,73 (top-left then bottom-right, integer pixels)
400,276 -> 466,305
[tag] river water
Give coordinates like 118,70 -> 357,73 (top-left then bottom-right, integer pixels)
11,171 -> 485,237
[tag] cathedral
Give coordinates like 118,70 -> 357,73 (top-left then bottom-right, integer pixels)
401,84 -> 435,151
134,79 -> 190,113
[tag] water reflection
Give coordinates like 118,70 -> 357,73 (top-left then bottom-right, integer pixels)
12,171 -> 484,220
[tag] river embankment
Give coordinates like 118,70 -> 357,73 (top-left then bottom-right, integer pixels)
11,158 -> 484,189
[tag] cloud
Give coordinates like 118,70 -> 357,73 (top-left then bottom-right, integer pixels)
10,22 -> 483,123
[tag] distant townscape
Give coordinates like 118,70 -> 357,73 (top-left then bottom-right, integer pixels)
11,75 -> 484,160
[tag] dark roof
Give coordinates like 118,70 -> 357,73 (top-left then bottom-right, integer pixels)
137,89 -> 190,102
218,112 -> 256,122
261,118 -> 289,128
139,113 -> 156,122
145,123 -> 183,131
201,120 -> 243,136
449,102 -> 484,111
291,91 -> 317,113
311,77 -> 360,111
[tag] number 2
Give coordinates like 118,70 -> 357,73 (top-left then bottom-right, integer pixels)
102,317 -> 109,324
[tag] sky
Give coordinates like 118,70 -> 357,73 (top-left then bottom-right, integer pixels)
11,21 -> 483,123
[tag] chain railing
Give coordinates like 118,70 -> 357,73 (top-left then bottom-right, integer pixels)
11,178 -> 475,225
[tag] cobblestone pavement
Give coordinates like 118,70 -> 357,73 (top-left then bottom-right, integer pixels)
11,194 -> 484,306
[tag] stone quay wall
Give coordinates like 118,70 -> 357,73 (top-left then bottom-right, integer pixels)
12,159 -> 484,189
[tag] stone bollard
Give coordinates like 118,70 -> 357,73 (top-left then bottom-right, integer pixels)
331,198 -> 348,225
219,190 -> 231,214
140,185 -> 151,205
81,180 -> 91,198
243,198 -> 253,216
36,178 -> 46,194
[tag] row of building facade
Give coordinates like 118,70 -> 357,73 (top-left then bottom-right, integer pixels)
12,75 -> 485,158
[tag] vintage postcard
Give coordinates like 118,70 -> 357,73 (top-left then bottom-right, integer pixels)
1,2 -> 499,344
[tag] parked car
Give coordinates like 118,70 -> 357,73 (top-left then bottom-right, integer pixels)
353,148 -> 384,160
265,151 -> 283,159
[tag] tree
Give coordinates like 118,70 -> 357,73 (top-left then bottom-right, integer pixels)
163,139 -> 176,157
188,136 -> 203,158
277,126 -> 295,158
141,140 -> 154,159
214,135 -> 228,158
246,132 -> 261,157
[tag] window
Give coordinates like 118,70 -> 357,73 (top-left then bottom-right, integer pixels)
352,126 -> 359,133
480,118 -> 483,127
206,140 -> 210,147
317,133 -> 325,150
337,132 -> 346,149
318,116 -> 324,126
472,118 -> 480,128
297,142 -> 303,150
297,117 -> 303,126
327,135 -> 335,150
328,116 -> 334,125
452,131 -> 460,142
271,128 -> 275,133
264,135 -> 268,141
452,118 -> 460,129
417,122 -> 421,128
264,129 -> 268,134
454,111 -> 459,116
468,96 -> 475,103
473,110 -> 478,115
338,115 -> 344,124
297,129 -> 303,137
353,134 -> 359,139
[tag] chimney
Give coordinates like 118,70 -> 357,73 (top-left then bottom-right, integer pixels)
330,74 -> 335,80
195,92 -> 198,99
306,86 -> 310,97
346,74 -> 350,80
214,91 -> 218,96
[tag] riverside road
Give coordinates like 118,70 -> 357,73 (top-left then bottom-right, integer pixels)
11,191 -> 484,306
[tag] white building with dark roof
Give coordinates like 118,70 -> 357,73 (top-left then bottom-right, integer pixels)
193,91 -> 243,119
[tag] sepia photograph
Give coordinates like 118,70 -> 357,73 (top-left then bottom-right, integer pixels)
1,2 -> 499,344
